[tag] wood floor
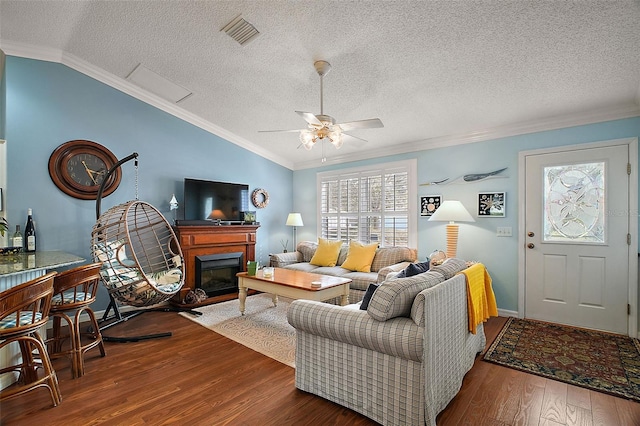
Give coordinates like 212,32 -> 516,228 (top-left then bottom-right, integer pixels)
2,313 -> 639,425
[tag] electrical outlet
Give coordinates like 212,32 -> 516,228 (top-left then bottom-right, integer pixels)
496,226 -> 512,237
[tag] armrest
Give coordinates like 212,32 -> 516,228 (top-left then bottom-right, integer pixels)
376,261 -> 412,283
269,251 -> 302,267
287,300 -> 423,362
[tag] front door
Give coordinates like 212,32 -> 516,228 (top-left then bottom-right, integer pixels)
524,142 -> 630,334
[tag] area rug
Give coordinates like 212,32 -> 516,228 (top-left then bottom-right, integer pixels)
179,294 -> 295,368
483,317 -> 640,401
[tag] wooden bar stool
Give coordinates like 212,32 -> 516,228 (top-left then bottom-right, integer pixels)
47,263 -> 106,378
0,272 -> 61,407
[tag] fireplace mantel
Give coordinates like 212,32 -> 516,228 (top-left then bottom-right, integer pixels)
172,224 -> 259,305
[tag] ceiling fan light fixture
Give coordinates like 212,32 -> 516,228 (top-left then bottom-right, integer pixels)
299,130 -> 316,149
329,130 -> 343,148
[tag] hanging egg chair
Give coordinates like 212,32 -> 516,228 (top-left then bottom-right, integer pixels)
89,153 -> 189,341
91,200 -> 184,307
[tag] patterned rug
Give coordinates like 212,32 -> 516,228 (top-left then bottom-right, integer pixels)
179,294 -> 295,368
484,317 -> 640,401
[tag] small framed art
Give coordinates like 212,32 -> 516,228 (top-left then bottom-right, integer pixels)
478,192 -> 505,217
420,195 -> 442,217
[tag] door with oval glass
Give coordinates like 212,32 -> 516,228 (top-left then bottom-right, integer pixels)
524,142 -> 631,334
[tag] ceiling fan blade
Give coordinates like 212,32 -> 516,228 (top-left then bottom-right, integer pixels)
337,118 -> 384,131
342,133 -> 369,147
258,129 -> 304,133
296,111 -> 323,126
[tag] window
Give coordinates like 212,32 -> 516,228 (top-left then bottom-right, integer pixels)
317,160 -> 417,247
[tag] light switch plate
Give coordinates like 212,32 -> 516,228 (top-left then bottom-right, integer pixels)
497,226 -> 512,237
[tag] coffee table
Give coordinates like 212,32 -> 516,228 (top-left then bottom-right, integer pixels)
236,268 -> 351,315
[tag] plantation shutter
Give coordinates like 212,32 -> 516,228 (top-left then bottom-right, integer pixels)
318,161 -> 414,247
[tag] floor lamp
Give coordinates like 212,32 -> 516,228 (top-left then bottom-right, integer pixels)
428,200 -> 475,258
286,213 -> 304,251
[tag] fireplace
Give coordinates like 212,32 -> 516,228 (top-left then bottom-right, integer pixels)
195,252 -> 244,297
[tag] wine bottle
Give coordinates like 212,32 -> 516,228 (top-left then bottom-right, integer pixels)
12,225 -> 23,250
24,209 -> 36,252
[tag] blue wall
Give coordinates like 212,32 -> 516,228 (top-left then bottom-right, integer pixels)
5,56 -> 293,310
293,118 -> 640,313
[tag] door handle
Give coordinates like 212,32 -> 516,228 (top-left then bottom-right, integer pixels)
527,243 -> 535,249
527,231 -> 535,237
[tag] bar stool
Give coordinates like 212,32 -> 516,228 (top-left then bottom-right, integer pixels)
0,272 -> 61,406
47,263 -> 105,378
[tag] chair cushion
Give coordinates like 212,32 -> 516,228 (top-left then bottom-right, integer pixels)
52,291 -> 90,305
309,238 -> 343,267
341,241 -> 379,272
367,271 -> 444,321
0,312 -> 42,329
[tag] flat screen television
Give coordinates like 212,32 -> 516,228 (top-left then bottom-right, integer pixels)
183,178 -> 250,222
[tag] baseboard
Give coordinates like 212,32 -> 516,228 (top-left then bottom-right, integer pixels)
498,308 -> 518,318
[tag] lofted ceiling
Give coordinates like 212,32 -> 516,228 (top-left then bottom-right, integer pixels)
1,0 -> 639,170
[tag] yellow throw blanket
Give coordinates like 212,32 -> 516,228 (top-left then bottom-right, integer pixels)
458,263 -> 498,334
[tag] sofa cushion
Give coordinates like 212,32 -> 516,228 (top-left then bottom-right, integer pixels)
359,283 -> 379,310
283,262 -> 322,273
367,271 -> 444,321
309,238 -> 343,267
429,258 -> 468,279
396,260 -> 430,278
342,271 -> 378,292
341,241 -> 379,272
370,246 -> 417,272
297,241 -> 318,262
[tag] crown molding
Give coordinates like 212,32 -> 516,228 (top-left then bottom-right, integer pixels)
1,40 -> 294,170
294,103 -> 640,170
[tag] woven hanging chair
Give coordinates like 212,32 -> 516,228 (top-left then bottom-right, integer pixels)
91,200 -> 184,307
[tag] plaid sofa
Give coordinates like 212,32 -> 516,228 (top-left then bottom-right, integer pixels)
287,258 -> 486,426
269,241 -> 417,303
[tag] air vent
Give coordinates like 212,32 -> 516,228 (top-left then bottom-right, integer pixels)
221,15 -> 260,46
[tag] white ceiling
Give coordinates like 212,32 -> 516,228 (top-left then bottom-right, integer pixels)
1,1 -> 639,170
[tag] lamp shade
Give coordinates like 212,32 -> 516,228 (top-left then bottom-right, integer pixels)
286,213 -> 304,227
428,200 -> 475,223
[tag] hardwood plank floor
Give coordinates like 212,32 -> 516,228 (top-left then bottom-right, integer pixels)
1,314 -> 639,425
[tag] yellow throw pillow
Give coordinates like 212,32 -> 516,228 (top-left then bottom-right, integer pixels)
341,241 -> 379,272
309,238 -> 343,267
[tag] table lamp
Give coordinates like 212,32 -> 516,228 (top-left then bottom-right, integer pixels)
286,213 -> 304,250
428,200 -> 475,258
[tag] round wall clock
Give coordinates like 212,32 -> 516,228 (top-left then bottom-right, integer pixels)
48,140 -> 122,200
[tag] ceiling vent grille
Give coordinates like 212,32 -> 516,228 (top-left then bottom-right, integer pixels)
221,15 -> 260,46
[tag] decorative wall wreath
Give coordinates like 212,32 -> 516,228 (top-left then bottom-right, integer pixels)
251,188 -> 269,209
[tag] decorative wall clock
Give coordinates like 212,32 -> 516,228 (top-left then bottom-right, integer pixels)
48,140 -> 121,200
251,188 -> 269,208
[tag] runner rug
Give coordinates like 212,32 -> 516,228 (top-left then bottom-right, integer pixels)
179,293 -> 296,368
483,317 -> 640,401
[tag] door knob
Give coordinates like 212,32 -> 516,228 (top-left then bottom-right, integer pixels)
527,243 -> 535,249
527,231 -> 535,237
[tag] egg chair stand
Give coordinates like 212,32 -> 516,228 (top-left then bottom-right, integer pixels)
92,153 -> 198,343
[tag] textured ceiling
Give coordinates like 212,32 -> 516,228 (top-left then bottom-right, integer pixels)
1,0 -> 639,170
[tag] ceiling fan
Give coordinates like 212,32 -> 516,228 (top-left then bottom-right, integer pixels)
259,60 -> 384,151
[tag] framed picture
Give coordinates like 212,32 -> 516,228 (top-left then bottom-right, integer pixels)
420,195 -> 442,217
478,192 -> 506,217
242,211 -> 256,223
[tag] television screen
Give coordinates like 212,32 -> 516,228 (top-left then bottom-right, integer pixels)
183,178 -> 249,222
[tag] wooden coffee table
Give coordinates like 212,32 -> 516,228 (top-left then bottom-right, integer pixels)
236,268 -> 351,315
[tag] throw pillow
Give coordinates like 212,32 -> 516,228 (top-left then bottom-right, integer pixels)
396,260 -> 430,278
341,241 -> 379,272
359,283 -> 379,310
309,238 -> 343,267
